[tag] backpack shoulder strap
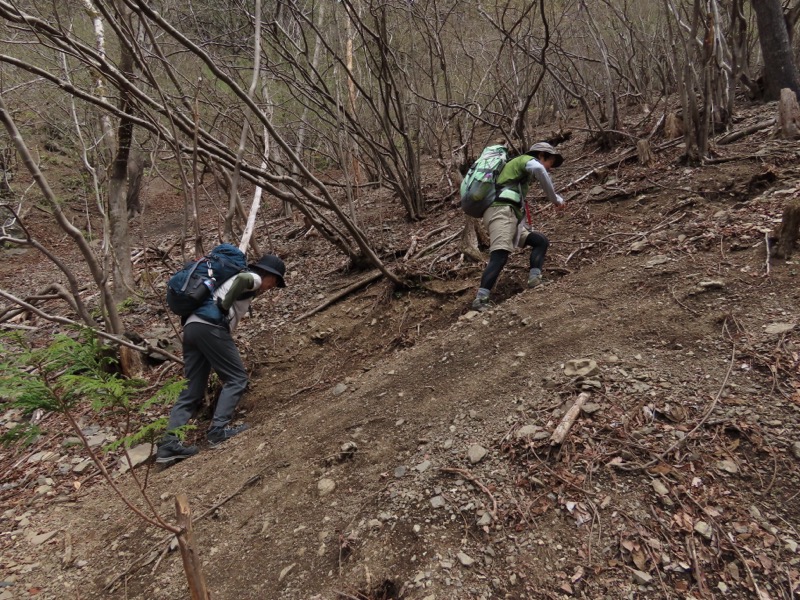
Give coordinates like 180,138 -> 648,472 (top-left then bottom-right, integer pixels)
499,154 -> 535,187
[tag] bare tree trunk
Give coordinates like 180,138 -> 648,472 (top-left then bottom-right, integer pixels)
728,0 -> 756,103
189,92 -> 203,258
77,0 -> 116,251
751,0 -> 800,100
0,95 -> 124,335
669,0 -> 731,162
78,0 -> 115,299
682,0 -> 704,163
490,0 -> 549,146
108,0 -> 136,301
240,124 -> 268,254
126,149 -> 150,217
699,12 -> 714,157
284,2 -> 326,220
346,15 -> 361,199
787,1 -> 800,46
225,0 -> 262,243
581,1 -> 620,145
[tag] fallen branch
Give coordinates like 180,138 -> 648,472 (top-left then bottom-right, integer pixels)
409,231 -> 460,261
421,223 -> 450,241
765,230 -> 771,275
716,118 -> 775,145
194,474 -> 262,522
564,139 -> 682,190
0,283 -> 85,325
0,288 -> 184,364
403,235 -> 418,260
0,323 -> 37,331
703,155 -> 750,165
565,244 -> 595,265
440,467 -> 498,517
550,392 -> 590,445
417,280 -> 475,297
685,536 -> 710,597
289,366 -> 328,398
669,285 -> 699,316
293,270 -> 382,322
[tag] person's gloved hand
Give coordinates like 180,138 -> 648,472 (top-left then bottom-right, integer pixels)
216,298 -> 227,314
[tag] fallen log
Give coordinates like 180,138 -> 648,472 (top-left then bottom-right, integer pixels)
716,119 -> 775,145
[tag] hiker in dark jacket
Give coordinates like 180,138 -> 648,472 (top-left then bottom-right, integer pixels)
156,254 -> 287,464
471,142 -> 565,312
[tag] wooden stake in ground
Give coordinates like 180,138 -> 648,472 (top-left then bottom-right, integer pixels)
769,200 -> 800,259
637,139 -> 653,166
550,392 -> 590,446
175,494 -> 211,600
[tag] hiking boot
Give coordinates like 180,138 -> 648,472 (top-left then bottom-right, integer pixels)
471,296 -> 491,312
207,423 -> 250,447
527,274 -> 543,288
155,439 -> 199,464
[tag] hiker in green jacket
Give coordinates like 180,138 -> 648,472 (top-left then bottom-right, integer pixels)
472,142 -> 565,312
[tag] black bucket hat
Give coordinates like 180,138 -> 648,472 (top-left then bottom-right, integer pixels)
249,254 -> 286,287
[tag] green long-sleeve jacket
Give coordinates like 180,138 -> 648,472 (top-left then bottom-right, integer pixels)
493,155 -> 560,219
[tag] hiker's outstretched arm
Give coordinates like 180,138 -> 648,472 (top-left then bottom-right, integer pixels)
526,160 -> 562,205
218,273 -> 259,311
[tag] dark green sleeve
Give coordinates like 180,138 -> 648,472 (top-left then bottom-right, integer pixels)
219,273 -> 256,311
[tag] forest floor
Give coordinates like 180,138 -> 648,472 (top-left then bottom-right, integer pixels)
1,100 -> 800,600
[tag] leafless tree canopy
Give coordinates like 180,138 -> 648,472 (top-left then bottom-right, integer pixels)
0,0 -> 798,305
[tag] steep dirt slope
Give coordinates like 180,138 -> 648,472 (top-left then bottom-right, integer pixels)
2,104 -> 800,600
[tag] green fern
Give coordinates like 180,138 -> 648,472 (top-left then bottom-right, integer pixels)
0,329 -> 183,453
0,422 -> 42,445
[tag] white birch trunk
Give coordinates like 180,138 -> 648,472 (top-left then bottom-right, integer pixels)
225,0 -> 262,242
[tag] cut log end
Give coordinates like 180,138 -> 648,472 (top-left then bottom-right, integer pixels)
775,88 -> 800,140
664,112 -> 684,140
769,201 -> 800,259
637,139 -> 653,166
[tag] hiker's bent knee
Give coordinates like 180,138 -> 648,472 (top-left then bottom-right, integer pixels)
525,231 -> 549,249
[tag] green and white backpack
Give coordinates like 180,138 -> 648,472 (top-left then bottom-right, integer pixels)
459,145 -> 509,218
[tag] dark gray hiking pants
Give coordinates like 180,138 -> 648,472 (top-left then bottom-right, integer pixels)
166,322 -> 248,433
